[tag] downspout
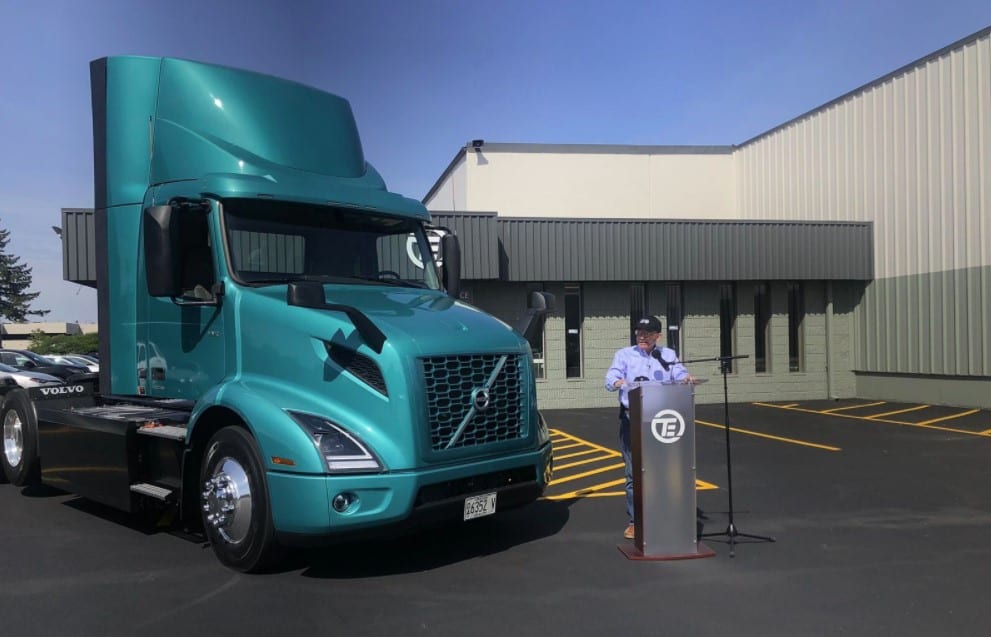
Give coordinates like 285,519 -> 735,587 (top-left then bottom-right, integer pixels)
825,281 -> 834,399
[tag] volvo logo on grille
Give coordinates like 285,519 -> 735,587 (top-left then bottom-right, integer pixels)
471,387 -> 492,412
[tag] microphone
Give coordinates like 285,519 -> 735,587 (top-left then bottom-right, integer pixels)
651,348 -> 671,371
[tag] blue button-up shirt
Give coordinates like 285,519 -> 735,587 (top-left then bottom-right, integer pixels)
604,345 -> 689,409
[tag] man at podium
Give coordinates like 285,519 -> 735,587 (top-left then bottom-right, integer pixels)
605,315 -> 694,540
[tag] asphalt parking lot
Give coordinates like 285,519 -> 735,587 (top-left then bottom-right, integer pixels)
2,399 -> 990,636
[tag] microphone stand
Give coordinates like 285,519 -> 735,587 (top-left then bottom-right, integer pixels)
682,353 -> 775,557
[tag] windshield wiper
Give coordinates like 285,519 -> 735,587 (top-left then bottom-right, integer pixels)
242,274 -> 428,289
348,275 -> 427,288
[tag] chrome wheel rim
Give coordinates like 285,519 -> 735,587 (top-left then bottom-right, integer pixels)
2,409 -> 23,468
201,457 -> 253,544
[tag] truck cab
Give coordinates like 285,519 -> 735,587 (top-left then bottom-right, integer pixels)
0,56 -> 553,572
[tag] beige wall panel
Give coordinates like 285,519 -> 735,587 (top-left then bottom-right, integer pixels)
464,151 -> 734,219
645,155 -> 736,218
466,151 -> 649,217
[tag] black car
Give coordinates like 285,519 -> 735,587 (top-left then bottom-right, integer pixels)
0,349 -> 89,380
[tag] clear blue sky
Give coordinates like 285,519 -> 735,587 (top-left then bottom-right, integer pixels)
1,0 -> 989,323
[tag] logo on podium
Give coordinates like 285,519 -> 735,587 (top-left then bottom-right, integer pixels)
650,409 -> 686,444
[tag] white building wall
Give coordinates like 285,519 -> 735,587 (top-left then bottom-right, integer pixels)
430,149 -> 736,219
423,154 -> 468,211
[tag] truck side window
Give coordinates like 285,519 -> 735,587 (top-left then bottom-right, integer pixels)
178,210 -> 215,300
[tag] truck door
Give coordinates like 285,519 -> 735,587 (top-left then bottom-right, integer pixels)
142,204 -> 227,399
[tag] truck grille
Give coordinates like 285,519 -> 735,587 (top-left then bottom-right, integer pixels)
421,354 -> 524,451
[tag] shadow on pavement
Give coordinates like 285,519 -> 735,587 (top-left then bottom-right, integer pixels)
294,498 -> 573,578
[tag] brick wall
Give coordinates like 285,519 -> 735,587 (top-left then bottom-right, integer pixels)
467,280 -> 856,410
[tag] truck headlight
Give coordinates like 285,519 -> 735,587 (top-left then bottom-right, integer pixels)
287,411 -> 383,473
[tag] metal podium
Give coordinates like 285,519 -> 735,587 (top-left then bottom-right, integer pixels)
619,381 -> 714,561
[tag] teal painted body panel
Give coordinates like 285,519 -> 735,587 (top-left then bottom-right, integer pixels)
268,444 -> 552,535
154,58 -> 365,181
101,57 -> 161,208
105,205 -> 141,395
94,56 -> 545,538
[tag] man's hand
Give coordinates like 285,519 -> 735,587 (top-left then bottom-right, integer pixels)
613,379 -> 626,389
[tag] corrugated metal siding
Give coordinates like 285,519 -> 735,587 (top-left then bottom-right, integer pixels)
62,208 -> 97,287
429,212 -> 500,279
736,31 -> 991,377
497,218 -> 872,281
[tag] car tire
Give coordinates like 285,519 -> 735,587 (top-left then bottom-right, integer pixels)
1,390 -> 40,486
200,426 -> 279,572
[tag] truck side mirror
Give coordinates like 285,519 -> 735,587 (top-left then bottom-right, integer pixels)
516,291 -> 556,343
439,233 -> 461,299
143,205 -> 181,297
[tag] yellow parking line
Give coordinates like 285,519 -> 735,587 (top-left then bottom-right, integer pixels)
820,401 -> 886,413
555,454 -> 619,471
754,402 -> 991,437
550,428 -> 622,457
552,477 -> 625,499
915,409 -> 981,426
697,479 -> 719,491
548,463 -> 626,486
696,419 -> 841,451
546,478 -> 719,500
866,404 -> 930,419
551,442 -> 585,451
553,448 -> 603,461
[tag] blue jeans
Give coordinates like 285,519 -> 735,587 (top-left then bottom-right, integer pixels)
619,412 -> 633,524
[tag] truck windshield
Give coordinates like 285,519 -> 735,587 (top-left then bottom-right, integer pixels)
222,198 -> 442,290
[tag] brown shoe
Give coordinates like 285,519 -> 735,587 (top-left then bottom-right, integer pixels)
623,524 -> 635,540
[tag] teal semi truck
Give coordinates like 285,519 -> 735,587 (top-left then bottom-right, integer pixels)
0,57 -> 553,571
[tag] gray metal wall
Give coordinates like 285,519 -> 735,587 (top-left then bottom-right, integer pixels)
431,212 -> 873,283
429,212 -> 500,279
498,218 -> 870,281
736,28 -> 991,383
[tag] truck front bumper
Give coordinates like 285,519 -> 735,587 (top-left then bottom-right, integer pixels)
268,443 -> 553,543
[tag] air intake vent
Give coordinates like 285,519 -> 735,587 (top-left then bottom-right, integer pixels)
325,343 -> 387,396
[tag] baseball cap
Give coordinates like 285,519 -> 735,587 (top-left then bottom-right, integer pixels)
635,316 -> 662,333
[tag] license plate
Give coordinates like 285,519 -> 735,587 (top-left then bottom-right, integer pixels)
463,492 -> 497,521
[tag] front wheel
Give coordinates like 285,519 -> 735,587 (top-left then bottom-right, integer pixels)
200,427 -> 278,572
1,390 -> 40,486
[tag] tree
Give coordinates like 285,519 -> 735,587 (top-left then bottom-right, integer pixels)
29,331 -> 99,355
0,220 -> 48,324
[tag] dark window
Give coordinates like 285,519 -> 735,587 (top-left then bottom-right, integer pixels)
629,283 -> 646,346
787,282 -> 805,372
564,285 -> 583,378
223,198 -> 440,290
527,283 -> 546,380
719,284 -> 736,372
666,283 -> 683,355
754,282 -> 771,373
177,208 -> 216,300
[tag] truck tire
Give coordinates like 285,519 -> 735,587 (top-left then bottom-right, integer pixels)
200,426 -> 278,572
1,390 -> 40,486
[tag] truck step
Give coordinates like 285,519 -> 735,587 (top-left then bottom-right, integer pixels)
130,482 -> 174,501
135,424 -> 187,441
